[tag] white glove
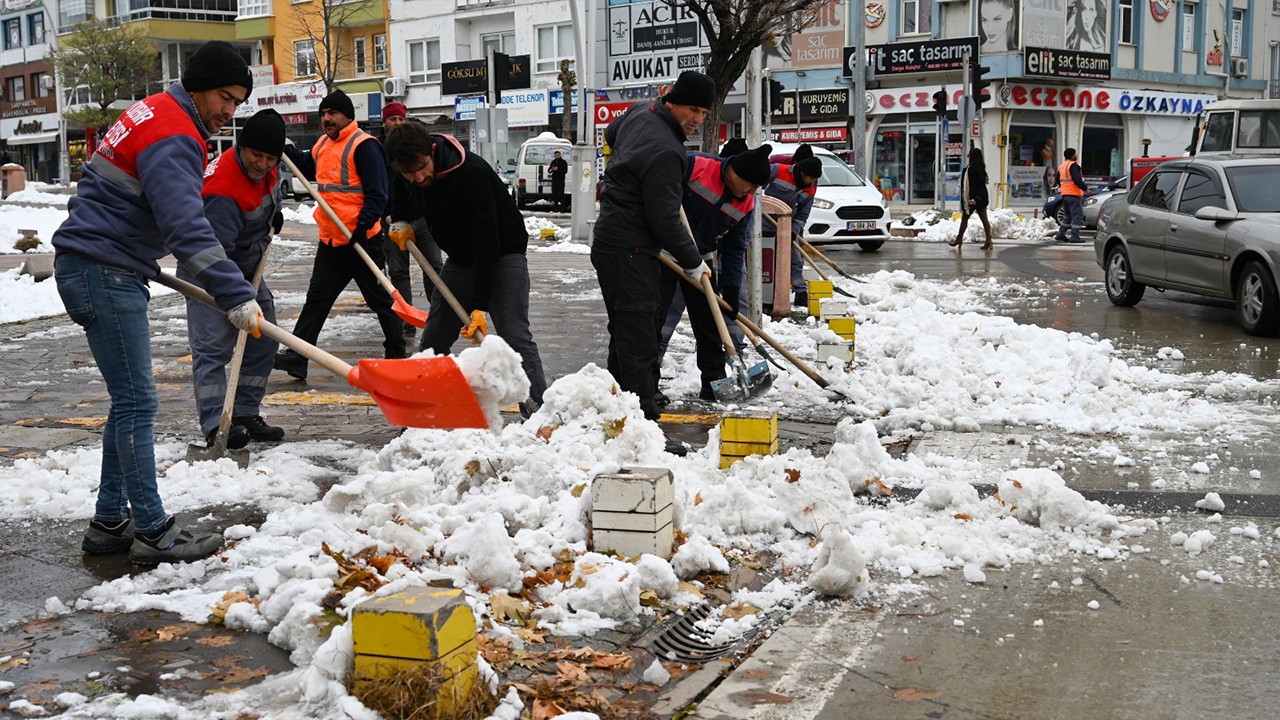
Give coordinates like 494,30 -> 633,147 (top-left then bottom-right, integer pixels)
682,260 -> 711,285
227,299 -> 263,338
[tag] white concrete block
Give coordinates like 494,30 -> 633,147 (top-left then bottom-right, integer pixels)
819,298 -> 850,318
592,508 -> 673,533
817,340 -> 854,364
591,467 -> 673,514
593,523 -> 675,559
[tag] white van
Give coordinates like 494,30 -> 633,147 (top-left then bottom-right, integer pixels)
511,132 -> 572,209
1196,99 -> 1280,155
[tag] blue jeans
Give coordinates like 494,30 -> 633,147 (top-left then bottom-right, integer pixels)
54,253 -> 168,536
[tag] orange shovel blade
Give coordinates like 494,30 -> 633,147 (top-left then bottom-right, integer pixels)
346,357 -> 489,429
391,290 -> 429,329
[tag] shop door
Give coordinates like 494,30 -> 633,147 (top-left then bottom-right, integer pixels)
909,131 -> 936,204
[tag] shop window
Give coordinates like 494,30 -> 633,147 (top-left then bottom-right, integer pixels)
1176,171 -> 1225,215
874,129 -> 907,201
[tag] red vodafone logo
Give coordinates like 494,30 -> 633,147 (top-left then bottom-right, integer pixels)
594,102 -> 635,127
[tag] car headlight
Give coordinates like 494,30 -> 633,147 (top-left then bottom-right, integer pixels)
1084,196 -> 1100,208
812,197 -> 834,210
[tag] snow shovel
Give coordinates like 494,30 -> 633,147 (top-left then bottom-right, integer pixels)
699,272 -> 773,402
185,247 -> 272,468
280,155 -> 428,329
154,272 -> 489,430
763,214 -> 855,299
404,241 -> 484,342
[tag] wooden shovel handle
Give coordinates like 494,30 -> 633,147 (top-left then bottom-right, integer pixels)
405,240 -> 485,342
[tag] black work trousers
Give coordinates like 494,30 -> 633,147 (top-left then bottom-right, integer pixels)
591,242 -> 663,420
290,236 -> 407,358
656,264 -> 726,396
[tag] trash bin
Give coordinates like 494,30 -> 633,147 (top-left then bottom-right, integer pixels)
2,163 -> 27,198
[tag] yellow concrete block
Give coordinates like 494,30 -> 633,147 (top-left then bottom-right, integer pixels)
808,298 -> 821,316
807,279 -> 834,298
720,438 -> 779,456
720,454 -> 744,470
352,587 -> 475,662
826,317 -> 856,339
354,638 -> 478,681
719,412 -> 777,444
539,227 -> 556,240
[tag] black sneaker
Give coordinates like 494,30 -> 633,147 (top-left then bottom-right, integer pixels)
663,438 -> 689,456
206,424 -> 251,450
82,514 -> 134,554
130,517 -> 224,566
402,323 -> 417,337
793,291 -> 809,308
654,391 -> 670,408
518,397 -> 541,419
232,415 -> 285,442
273,350 -> 307,380
699,386 -> 717,402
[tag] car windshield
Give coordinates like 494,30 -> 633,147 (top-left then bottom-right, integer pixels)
1225,164 -> 1280,213
816,155 -> 867,187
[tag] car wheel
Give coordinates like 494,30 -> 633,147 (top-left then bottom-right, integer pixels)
1055,203 -> 1067,226
857,241 -> 884,252
1104,244 -> 1145,307
1236,260 -> 1280,337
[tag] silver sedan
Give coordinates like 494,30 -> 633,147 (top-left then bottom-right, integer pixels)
1094,155 -> 1280,336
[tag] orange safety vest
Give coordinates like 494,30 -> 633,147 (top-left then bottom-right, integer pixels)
312,122 -> 381,245
1058,159 -> 1084,197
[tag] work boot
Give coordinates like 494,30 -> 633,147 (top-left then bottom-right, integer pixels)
385,347 -> 408,360
402,323 -> 417,338
207,424 -> 251,450
232,415 -> 285,442
518,397 -> 541,419
130,517 -> 224,566
273,349 -> 307,380
663,437 -> 689,457
654,390 -> 670,408
82,513 -> 134,555
699,385 -> 717,402
793,290 -> 808,308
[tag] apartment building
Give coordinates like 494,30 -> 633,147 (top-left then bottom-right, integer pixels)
0,0 -> 58,182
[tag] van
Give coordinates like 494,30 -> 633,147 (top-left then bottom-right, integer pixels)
1195,99 -> 1280,155
512,132 -> 572,210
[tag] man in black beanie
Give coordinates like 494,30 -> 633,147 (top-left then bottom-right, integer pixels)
181,108 -> 289,450
592,70 -> 714,442
765,152 -> 823,308
274,89 -> 404,380
50,39 -> 258,565
654,143 -> 771,404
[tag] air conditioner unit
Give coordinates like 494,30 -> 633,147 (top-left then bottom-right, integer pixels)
1230,58 -> 1249,78
383,77 -> 406,98
40,75 -> 55,90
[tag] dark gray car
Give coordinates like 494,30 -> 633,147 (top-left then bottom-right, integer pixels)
1094,155 -> 1280,336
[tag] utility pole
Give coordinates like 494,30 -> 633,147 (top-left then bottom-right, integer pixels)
568,0 -> 597,244
746,46 -> 763,325
852,3 -> 868,176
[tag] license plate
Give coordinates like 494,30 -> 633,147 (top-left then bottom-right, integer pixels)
846,221 -> 876,230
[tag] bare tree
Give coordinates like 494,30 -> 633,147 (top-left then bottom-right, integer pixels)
668,0 -> 828,151
289,0 -> 373,87
557,59 -> 577,142
49,20 -> 160,133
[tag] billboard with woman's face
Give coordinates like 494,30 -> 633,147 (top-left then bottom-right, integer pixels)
979,0 -> 1020,53
983,0 -> 1110,56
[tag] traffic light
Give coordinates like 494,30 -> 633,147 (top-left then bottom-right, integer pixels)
972,63 -> 993,106
768,79 -> 784,112
931,89 -> 947,117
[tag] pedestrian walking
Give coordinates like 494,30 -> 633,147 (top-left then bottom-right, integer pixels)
384,121 -> 547,415
656,144 -> 771,403
764,154 -> 822,307
590,70 -> 713,428
1055,147 -> 1089,244
181,108 -> 288,449
273,89 -> 406,381
950,147 -> 993,251
548,150 -> 569,210
51,40 -> 259,564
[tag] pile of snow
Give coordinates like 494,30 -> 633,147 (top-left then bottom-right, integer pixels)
281,202 -> 318,225
0,204 -> 64,253
911,208 -> 1057,244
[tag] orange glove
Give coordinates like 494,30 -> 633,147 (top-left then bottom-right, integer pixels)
388,221 -> 414,251
460,309 -> 487,342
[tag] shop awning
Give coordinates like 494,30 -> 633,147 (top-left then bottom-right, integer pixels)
6,131 -> 59,146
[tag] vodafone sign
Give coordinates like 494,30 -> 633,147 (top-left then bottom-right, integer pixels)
595,102 -> 637,127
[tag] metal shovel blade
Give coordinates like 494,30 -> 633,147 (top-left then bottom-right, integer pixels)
711,358 -> 773,404
184,440 -> 250,469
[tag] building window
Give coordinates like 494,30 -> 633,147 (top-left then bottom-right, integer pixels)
353,36 -> 366,76
27,12 -> 44,45
237,0 -> 270,18
1271,43 -> 1280,99
59,0 -> 91,29
408,38 -> 440,84
1182,2 -> 1197,50
7,75 -> 26,102
480,31 -> 514,57
1230,8 -> 1243,53
902,0 -> 919,35
32,71 -> 51,98
536,23 -> 574,73
374,34 -> 387,73
295,39 -> 317,77
3,18 -> 19,50
1118,0 -> 1134,44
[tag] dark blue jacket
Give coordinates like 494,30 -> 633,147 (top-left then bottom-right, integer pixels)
52,84 -> 256,310
763,163 -> 814,239
681,152 -> 754,291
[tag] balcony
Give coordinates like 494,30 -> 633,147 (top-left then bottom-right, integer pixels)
105,0 -> 239,26
331,0 -> 385,28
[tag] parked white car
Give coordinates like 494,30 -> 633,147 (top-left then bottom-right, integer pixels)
765,143 -> 892,251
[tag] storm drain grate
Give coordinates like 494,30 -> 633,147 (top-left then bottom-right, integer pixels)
651,604 -> 740,664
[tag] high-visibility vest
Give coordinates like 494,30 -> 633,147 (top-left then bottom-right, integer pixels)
1058,159 -> 1084,197
85,91 -> 205,196
312,122 -> 381,245
687,154 -> 755,240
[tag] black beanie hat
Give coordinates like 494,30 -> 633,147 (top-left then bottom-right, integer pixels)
239,109 -> 286,156
664,71 -> 715,109
729,143 -> 773,187
794,156 -> 823,180
182,41 -> 253,96
792,143 -> 814,163
319,89 -> 355,120
719,137 -> 747,158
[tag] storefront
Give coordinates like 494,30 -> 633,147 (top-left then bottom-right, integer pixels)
233,79 -> 329,149
866,86 -> 965,205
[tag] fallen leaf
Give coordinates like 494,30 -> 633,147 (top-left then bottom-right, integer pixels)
465,459 -> 481,477
744,669 -> 771,678
676,581 -> 704,600
55,417 -> 107,428
742,691 -> 792,704
368,555 -> 397,575
514,627 -> 546,644
0,657 -> 29,671
639,589 -> 660,607
197,635 -> 235,648
586,653 -> 633,671
603,417 -> 626,439
893,687 -> 940,700
722,603 -> 760,620
570,483 -> 586,498
953,513 -> 972,521
216,665 -> 269,683
536,425 -> 559,441
13,418 -> 43,426
784,468 -> 801,483
554,661 -> 590,686
532,698 -> 567,720
694,492 -> 703,506
490,593 -> 531,625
